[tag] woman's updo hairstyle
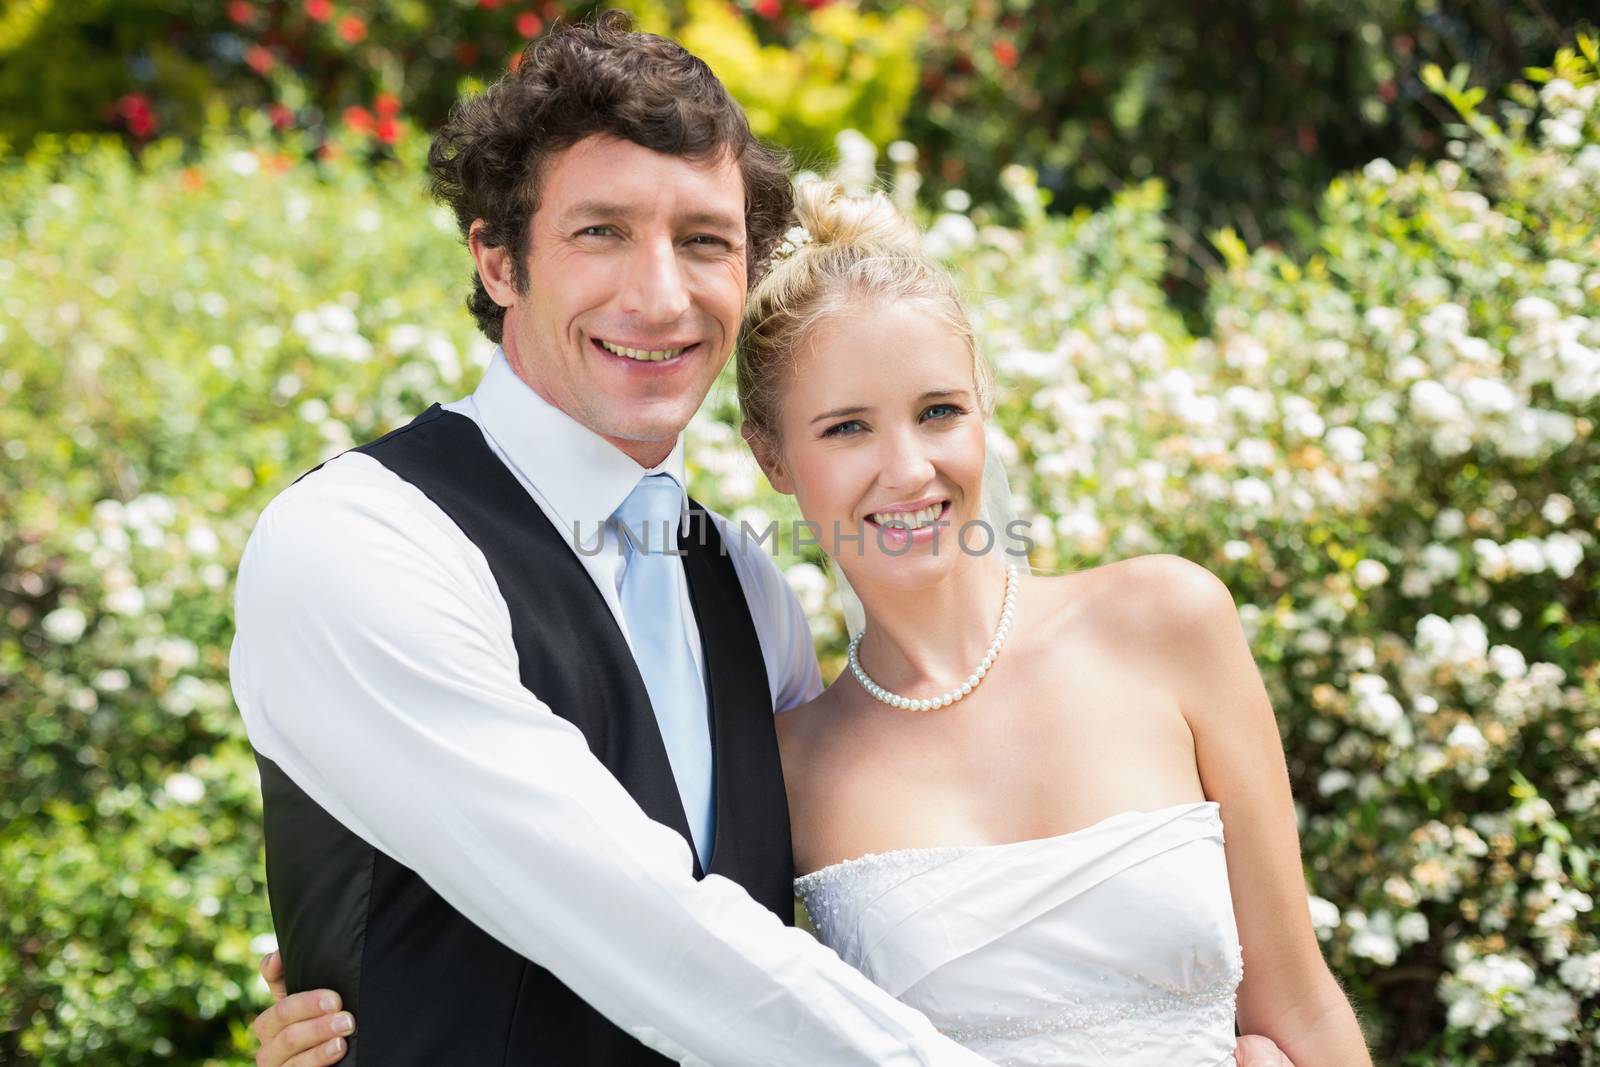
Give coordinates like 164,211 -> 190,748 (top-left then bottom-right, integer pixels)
736,180 -> 993,450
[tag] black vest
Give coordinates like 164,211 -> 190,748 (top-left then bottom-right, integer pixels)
255,405 -> 795,1065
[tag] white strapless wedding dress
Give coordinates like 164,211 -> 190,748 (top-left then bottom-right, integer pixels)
794,800 -> 1243,1067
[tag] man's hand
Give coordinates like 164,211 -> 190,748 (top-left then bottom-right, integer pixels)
251,951 -> 356,1067
1237,1034 -> 1296,1066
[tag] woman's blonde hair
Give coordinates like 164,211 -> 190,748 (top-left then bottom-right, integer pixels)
736,180 -> 993,450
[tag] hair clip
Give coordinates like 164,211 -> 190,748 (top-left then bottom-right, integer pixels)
764,225 -> 813,271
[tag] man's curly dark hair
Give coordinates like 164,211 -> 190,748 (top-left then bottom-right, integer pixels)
427,11 -> 794,344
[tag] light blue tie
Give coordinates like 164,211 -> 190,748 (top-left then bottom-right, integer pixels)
613,473 -> 715,868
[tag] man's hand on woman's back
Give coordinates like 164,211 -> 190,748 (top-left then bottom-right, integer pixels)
251,951 -> 354,1067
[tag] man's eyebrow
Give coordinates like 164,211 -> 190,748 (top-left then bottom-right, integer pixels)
557,200 -> 635,222
555,202 -> 742,232
676,210 -> 744,232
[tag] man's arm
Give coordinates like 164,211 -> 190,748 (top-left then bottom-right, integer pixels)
232,463 -> 990,1067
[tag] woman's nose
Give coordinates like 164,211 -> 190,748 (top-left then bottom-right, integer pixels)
878,427 -> 937,491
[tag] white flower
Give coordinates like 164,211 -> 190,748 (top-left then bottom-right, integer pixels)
105,586 -> 146,616
1363,158 -> 1398,185
1397,912 -> 1430,945
1447,721 -> 1489,758
1324,426 -> 1366,462
42,607 -> 88,643
1512,296 -> 1560,325
163,773 -> 205,804
1541,494 -> 1574,526
1557,952 -> 1600,995
1354,559 -> 1390,589
1318,768 -> 1354,796
1489,644 -> 1528,680
1409,379 -> 1465,422
1307,895 -> 1342,936
1350,912 -> 1401,965
887,140 -> 917,165
93,668 -> 130,692
1542,532 -> 1583,579
1231,477 -> 1273,510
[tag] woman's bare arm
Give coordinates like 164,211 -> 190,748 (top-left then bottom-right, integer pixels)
1135,554 -> 1371,1065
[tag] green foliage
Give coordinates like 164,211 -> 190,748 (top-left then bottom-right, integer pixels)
638,0 -> 925,167
0,0 -> 923,173
2,34 -> 1597,1067
901,0 -> 1597,297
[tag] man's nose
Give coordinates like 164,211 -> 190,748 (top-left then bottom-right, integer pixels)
618,235 -> 691,322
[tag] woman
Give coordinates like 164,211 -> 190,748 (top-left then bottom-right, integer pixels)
252,183 -> 1365,1065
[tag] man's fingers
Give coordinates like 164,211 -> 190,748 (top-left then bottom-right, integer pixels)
251,989 -> 343,1044
280,1039 -> 348,1067
260,951 -> 288,1001
261,1014 -> 355,1067
1236,1035 -> 1293,1067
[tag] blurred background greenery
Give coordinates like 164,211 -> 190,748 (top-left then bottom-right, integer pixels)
2,1 -> 1598,1064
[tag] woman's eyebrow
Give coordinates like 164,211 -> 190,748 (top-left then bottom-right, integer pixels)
811,405 -> 869,425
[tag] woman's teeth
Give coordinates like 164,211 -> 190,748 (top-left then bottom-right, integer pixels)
599,340 -> 685,362
869,503 -> 944,530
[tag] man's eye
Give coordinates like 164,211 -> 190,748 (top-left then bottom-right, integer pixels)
688,234 -> 729,248
821,419 -> 864,438
578,225 -> 616,237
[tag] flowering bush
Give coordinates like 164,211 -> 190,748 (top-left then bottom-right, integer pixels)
2,37 -> 1596,1067
913,41 -> 1598,1062
0,0 -> 923,173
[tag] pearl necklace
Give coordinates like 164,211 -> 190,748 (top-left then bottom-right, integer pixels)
847,564 -> 1018,711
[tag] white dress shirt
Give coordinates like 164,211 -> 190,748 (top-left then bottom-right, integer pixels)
230,349 -> 992,1066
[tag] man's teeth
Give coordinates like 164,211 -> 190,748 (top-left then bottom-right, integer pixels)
870,503 -> 944,530
599,340 -> 685,362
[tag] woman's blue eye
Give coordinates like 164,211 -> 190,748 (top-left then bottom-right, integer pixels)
922,404 -> 965,421
821,419 -> 863,438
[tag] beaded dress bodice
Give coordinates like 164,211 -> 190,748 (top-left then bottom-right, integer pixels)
794,801 -> 1243,1066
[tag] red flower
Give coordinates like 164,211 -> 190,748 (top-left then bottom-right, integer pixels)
479,0 -> 503,8
753,0 -> 780,18
376,117 -> 400,144
245,45 -> 276,74
375,92 -> 401,118
268,102 -> 295,129
305,0 -> 333,22
991,39 -> 1018,70
516,11 -> 542,37
337,15 -> 367,43
342,105 -> 374,133
227,0 -> 255,25
117,93 -> 156,138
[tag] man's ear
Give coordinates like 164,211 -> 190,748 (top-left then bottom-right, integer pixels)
468,219 -> 518,308
741,422 -> 794,495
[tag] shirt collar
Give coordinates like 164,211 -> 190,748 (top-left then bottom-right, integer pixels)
468,347 -> 688,532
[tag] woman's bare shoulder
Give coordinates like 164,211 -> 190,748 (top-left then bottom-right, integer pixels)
775,676 -> 853,767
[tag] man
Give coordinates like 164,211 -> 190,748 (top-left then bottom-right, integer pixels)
238,14 -> 1295,1067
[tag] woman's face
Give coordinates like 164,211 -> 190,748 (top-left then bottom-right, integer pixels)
763,297 -> 988,589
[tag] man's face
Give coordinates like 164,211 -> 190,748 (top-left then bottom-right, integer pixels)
485,135 -> 749,466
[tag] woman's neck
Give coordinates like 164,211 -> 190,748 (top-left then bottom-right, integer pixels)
848,553 -> 1012,696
